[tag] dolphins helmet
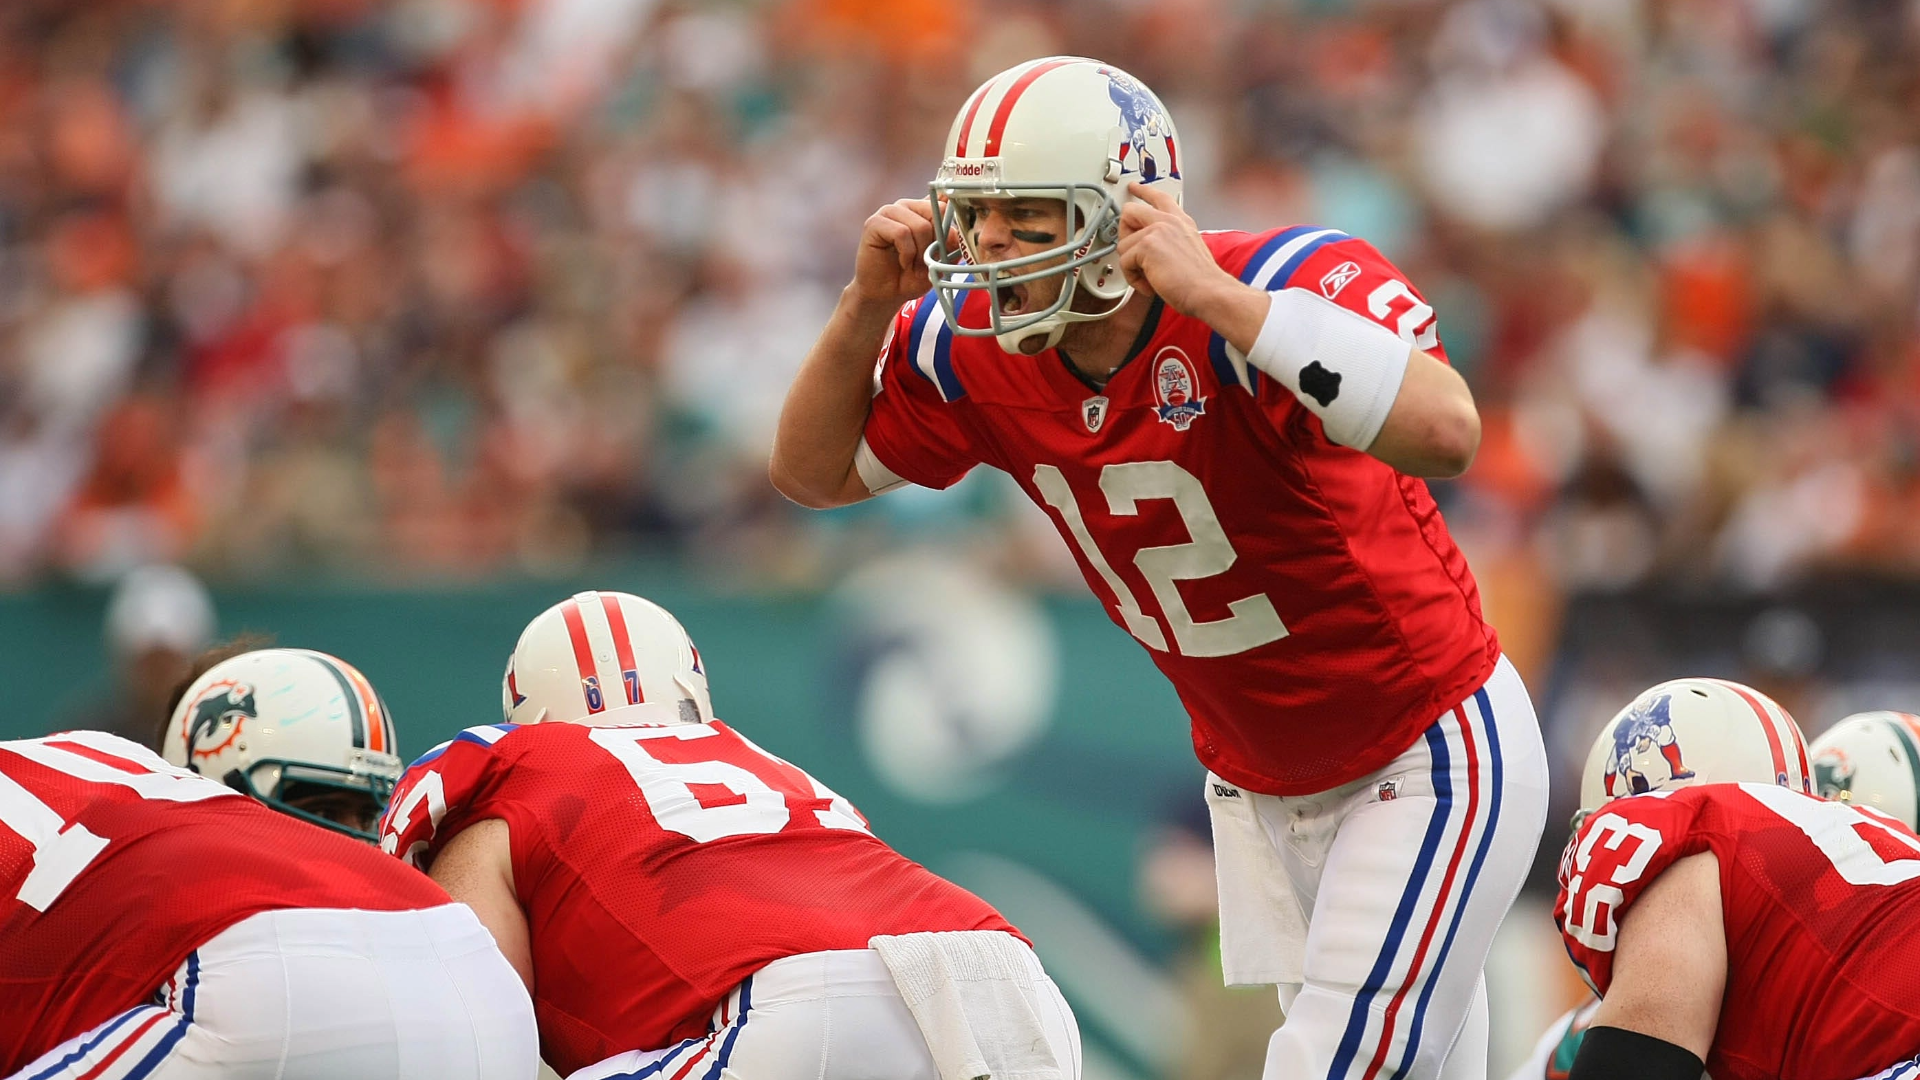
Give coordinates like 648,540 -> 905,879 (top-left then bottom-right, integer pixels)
163,648 -> 402,841
1810,711 -> 1920,831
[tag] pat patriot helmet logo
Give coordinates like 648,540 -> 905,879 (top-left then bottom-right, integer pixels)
1082,395 -> 1109,433
1101,68 -> 1180,183
1320,261 -> 1361,299
1814,746 -> 1856,802
1604,693 -> 1696,796
1152,347 -> 1205,431
185,679 -> 258,762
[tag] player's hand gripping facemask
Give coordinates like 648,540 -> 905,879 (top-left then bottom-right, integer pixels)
926,56 -> 1184,356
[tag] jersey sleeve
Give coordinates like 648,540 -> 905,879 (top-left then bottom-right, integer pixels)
1206,227 -> 1448,440
1553,793 -> 1699,996
859,294 -> 984,491
379,723 -> 519,870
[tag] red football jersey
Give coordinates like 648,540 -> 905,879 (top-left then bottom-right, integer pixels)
379,720 -> 1021,1075
862,226 -> 1499,794
1556,783 -> 1920,1080
0,731 -> 449,1075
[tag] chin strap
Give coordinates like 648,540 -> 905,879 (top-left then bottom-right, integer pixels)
995,286 -> 1135,355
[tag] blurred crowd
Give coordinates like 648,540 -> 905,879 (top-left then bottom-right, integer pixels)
3,0 -> 1920,610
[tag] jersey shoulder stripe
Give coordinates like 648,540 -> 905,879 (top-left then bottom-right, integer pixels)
406,723 -> 519,769
906,293 -> 964,402
1206,225 -> 1351,395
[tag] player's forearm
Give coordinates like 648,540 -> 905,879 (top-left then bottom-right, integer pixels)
770,288 -> 895,509
1192,280 -> 1477,476
1365,355 -> 1480,478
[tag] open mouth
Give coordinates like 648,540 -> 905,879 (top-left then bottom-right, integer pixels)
994,283 -> 1029,317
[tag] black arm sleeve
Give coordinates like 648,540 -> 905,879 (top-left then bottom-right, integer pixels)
1567,1025 -> 1706,1080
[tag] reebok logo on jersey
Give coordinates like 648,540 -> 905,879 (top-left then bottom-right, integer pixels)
1212,783 -> 1241,799
1320,260 -> 1362,299
1300,361 -> 1342,407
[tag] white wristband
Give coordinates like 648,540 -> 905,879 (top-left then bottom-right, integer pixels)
1243,288 -> 1412,450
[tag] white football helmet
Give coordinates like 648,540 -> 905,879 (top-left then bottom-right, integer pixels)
163,648 -> 402,841
927,56 -> 1184,355
503,590 -> 712,727
1579,677 -> 1811,812
1810,711 -> 1920,831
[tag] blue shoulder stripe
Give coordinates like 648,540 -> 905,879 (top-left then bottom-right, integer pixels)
904,294 -> 940,387
1209,226 -> 1353,395
408,723 -> 518,769
930,318 -> 964,401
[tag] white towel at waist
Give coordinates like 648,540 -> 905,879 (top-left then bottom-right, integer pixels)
868,930 -> 1062,1080
1206,772 -> 1310,986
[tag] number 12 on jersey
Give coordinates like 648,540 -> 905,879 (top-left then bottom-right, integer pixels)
1034,461 -> 1288,658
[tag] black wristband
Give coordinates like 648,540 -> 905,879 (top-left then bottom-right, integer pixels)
1567,1025 -> 1705,1080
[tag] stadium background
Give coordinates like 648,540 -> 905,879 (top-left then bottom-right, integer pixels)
3,0 -> 1920,1075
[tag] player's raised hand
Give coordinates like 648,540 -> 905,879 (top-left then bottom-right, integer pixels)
1117,182 -> 1239,318
851,199 -> 947,312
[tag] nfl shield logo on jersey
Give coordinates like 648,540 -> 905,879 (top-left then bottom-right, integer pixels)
1152,347 -> 1205,431
1082,395 -> 1109,433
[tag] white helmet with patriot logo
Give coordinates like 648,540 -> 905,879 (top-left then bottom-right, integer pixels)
926,56 -> 1183,356
1579,677 -> 1811,813
503,590 -> 712,727
163,648 -> 402,841
1810,711 -> 1920,831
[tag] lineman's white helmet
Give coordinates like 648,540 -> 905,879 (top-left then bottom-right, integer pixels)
1810,711 -> 1920,831
504,590 -> 712,727
1580,677 -> 1811,812
927,56 -> 1184,356
163,648 -> 402,841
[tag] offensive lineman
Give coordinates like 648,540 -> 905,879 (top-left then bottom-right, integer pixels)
771,55 -> 1547,1079
1555,681 -> 1920,1080
380,590 -> 1080,1080
1,648 -> 537,1080
1512,706 -> 1920,1080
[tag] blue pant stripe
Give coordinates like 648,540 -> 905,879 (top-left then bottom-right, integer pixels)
1393,688 -> 1505,1078
122,951 -> 198,1080
1327,723 -> 1457,1080
24,1007 -> 150,1080
702,975 -> 753,1080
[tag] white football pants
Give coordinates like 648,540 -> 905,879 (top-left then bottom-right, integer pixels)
567,946 -> 1081,1080
1212,654 -> 1550,1080
8,903 -> 539,1080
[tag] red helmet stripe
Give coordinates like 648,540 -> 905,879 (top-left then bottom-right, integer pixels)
982,59 -> 1076,158
600,594 -> 643,704
1711,679 -> 1794,787
559,600 -> 604,714
954,81 -> 993,156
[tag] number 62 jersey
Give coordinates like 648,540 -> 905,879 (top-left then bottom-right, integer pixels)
859,226 -> 1500,797
379,719 -> 1020,1077
1556,783 -> 1920,1080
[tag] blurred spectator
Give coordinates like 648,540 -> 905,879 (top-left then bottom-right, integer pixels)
0,0 -> 1910,613
62,563 -> 216,745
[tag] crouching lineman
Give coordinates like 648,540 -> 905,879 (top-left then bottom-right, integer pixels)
1550,679 -> 1920,1080
0,648 -> 539,1080
1509,703 -> 1920,1080
380,590 -> 1082,1080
